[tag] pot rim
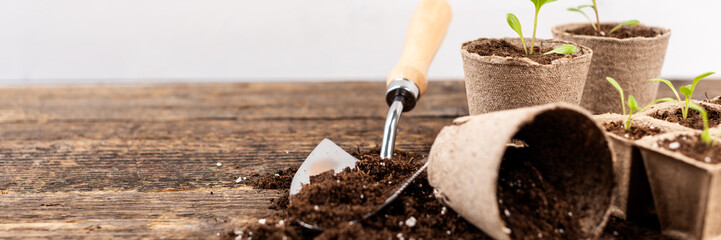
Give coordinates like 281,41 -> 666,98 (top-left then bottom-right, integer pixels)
552,22 -> 671,43
593,113 -> 698,144
636,131 -> 721,171
460,37 -> 593,67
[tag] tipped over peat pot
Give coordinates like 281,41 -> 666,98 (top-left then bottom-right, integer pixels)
460,38 -> 593,115
553,23 -> 671,114
427,103 -> 614,240
593,114 -> 692,220
636,132 -> 721,239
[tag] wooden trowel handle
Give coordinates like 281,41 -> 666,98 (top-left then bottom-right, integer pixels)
386,0 -> 452,98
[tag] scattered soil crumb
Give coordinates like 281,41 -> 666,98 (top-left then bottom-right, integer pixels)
567,24 -> 661,39
658,134 -> 721,164
603,121 -> 662,140
465,39 -> 573,65
649,105 -> 721,130
247,166 -> 298,189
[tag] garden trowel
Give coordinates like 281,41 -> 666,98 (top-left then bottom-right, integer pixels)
288,0 -> 452,230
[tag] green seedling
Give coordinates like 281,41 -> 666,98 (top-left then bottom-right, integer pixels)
567,1 -> 638,35
507,0 -> 557,55
506,13 -> 528,55
608,20 -> 640,35
544,44 -> 578,55
687,103 -> 713,145
607,77 -> 673,129
650,72 -> 715,119
567,5 -> 597,31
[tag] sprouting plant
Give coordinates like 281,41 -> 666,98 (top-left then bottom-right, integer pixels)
687,103 -> 713,145
607,77 -> 674,130
567,5 -> 597,31
650,72 -> 715,119
544,44 -> 578,55
567,1 -> 639,35
507,0 -> 557,55
608,20 -> 640,35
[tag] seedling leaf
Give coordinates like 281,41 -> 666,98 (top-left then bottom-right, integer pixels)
649,78 -> 681,102
625,95 -> 640,130
506,13 -> 528,54
531,0 -> 557,10
687,103 -> 712,145
690,72 -> 715,99
608,20 -> 640,35
606,77 -> 626,115
567,5 -> 597,31
628,95 -> 639,112
680,85 -> 692,98
544,44 -> 578,55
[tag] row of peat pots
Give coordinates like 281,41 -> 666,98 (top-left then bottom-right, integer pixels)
438,20 -> 720,239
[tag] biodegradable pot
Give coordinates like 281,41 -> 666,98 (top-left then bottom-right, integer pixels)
592,114 -> 692,219
461,38 -> 593,115
428,103 -> 614,240
552,23 -> 671,114
637,132 -> 721,239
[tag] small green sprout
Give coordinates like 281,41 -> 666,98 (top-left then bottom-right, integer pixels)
506,13 -> 528,55
567,5 -> 597,31
687,103 -> 713,145
507,0 -> 556,55
607,77 -> 674,130
544,44 -> 578,55
606,77 -> 626,115
567,1 -> 638,35
650,72 -> 715,119
608,20 -> 640,35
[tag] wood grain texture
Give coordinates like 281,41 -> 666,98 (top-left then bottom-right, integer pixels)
0,80 -> 717,238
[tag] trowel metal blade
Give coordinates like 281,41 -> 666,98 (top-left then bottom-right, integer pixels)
289,138 -> 360,196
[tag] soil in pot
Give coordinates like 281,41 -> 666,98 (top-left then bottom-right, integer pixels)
497,148 -> 583,239
657,134 -> 721,164
465,39 -> 574,65
567,24 -> 660,39
229,149 -> 491,239
602,121 -> 662,140
649,105 -> 721,130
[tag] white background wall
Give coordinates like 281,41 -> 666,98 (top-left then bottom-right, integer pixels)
1,0 -> 719,85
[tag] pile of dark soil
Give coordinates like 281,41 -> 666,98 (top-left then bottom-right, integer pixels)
567,24 -> 660,39
230,150 -> 490,239
649,105 -> 721,130
230,149 -> 667,239
603,121 -> 662,140
465,39 -> 573,65
658,134 -> 721,164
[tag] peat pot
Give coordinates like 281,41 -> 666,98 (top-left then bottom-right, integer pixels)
592,114 -> 692,220
461,38 -> 592,115
428,103 -> 614,240
637,132 -> 721,239
553,23 -> 671,114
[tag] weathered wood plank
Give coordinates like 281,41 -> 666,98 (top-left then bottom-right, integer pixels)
0,189 -> 278,239
0,81 -> 468,123
0,117 -> 446,193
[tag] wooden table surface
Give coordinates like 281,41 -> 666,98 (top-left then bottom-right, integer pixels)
1,80 -> 718,239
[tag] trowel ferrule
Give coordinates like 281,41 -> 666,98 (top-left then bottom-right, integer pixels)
381,79 -> 420,159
